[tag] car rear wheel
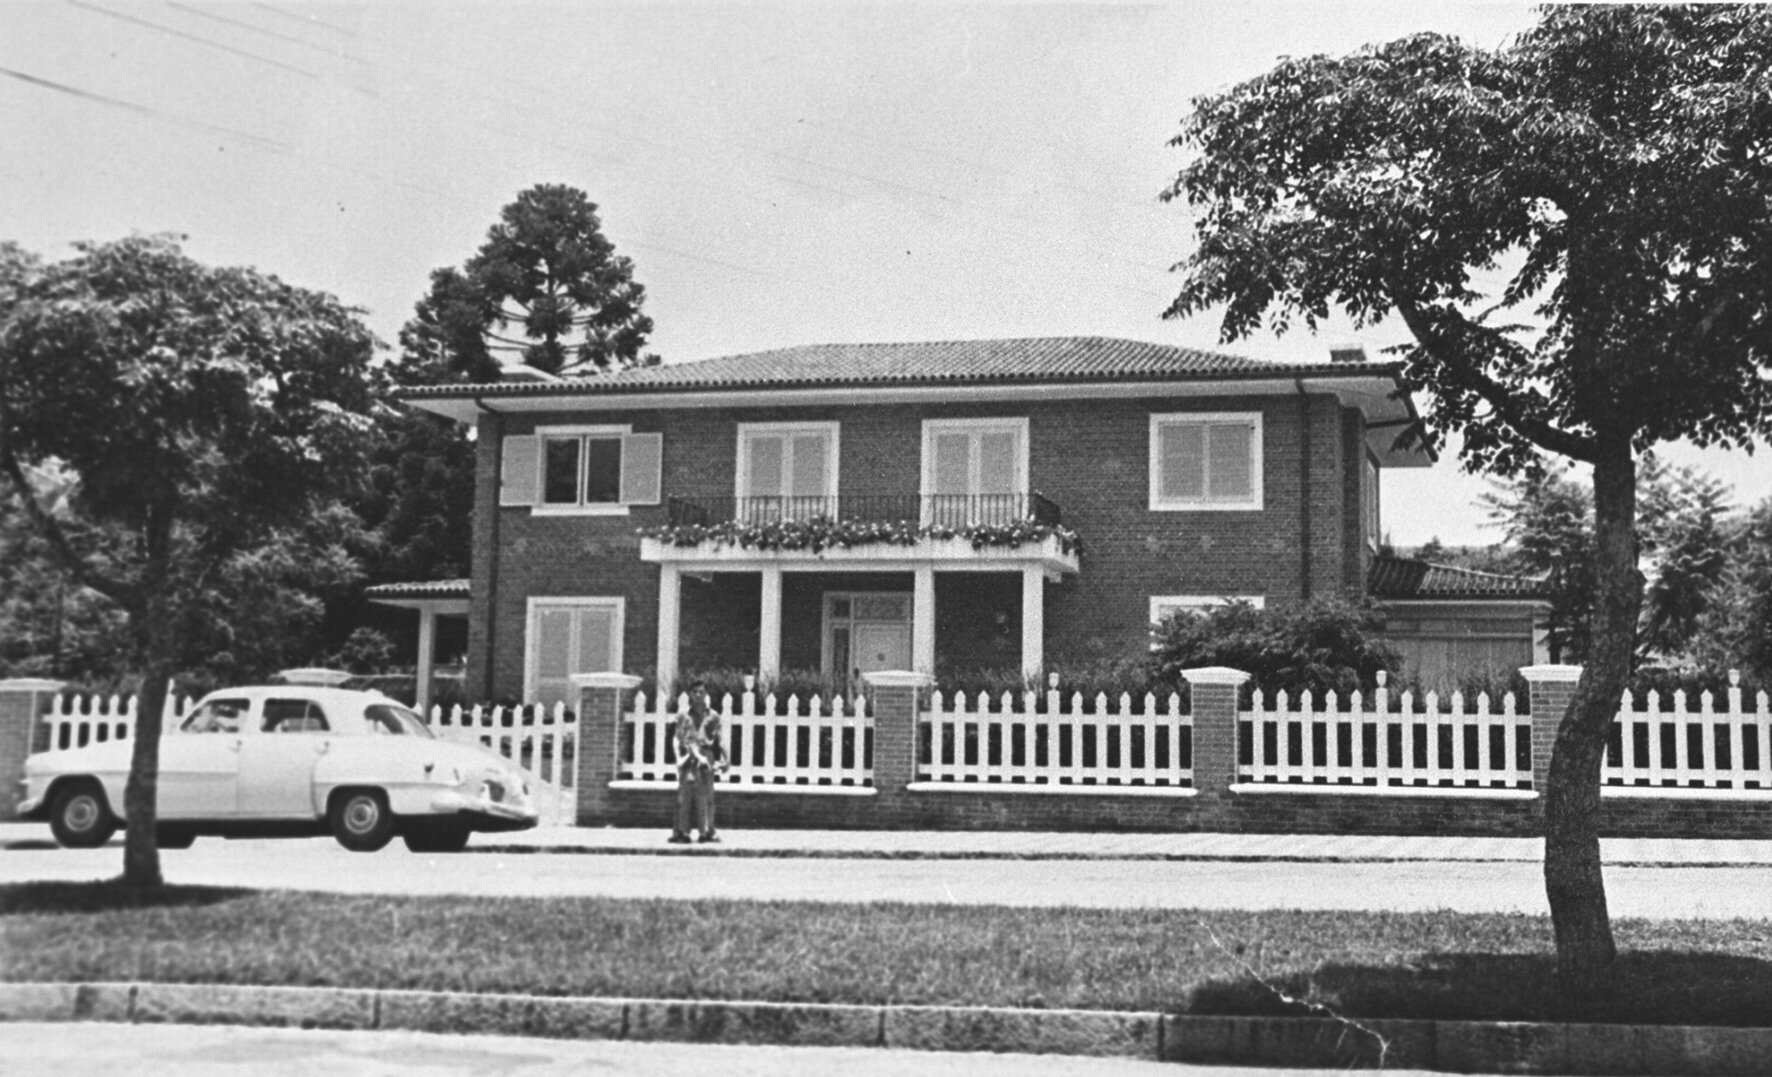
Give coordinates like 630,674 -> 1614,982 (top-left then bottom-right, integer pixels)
49,782 -> 117,849
329,789 -> 394,852
402,822 -> 471,853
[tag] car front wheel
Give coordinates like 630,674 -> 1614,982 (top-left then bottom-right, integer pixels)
49,782 -> 117,849
402,822 -> 471,854
329,789 -> 394,852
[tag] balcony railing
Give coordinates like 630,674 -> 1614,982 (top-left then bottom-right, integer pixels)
665,492 -> 1063,530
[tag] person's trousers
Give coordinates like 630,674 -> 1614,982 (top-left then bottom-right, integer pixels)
674,766 -> 715,835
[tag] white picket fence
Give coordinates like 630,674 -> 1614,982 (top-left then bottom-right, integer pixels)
1239,676 -> 1532,793
425,702 -> 579,823
1606,675 -> 1772,791
37,692 -> 191,753
617,691 -> 873,789
918,688 -> 1194,790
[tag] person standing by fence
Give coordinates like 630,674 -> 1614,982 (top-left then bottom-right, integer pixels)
668,680 -> 722,843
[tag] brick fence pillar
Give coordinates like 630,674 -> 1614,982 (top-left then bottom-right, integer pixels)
0,679 -> 63,818
1181,667 -> 1251,803
572,672 -> 643,826
1521,664 -> 1584,802
863,670 -> 934,819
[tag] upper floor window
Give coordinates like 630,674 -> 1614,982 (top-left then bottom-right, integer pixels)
921,417 -> 1028,525
499,425 -> 663,515
736,422 -> 839,520
1149,412 -> 1262,511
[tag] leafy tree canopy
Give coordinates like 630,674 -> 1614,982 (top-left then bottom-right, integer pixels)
399,184 -> 657,381
1168,6 -> 1772,474
0,234 -> 384,886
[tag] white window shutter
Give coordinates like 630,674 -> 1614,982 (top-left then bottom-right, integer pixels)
500,435 -> 540,506
619,432 -> 663,505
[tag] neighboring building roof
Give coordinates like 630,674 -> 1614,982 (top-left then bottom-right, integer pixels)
363,579 -> 471,601
400,336 -> 1403,400
1367,555 -> 1547,602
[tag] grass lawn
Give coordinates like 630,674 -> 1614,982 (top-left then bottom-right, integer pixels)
5,881 -> 1772,1026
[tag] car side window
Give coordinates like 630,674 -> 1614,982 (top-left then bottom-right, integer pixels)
262,698 -> 330,734
181,698 -> 250,734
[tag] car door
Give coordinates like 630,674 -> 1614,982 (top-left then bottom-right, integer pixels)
157,697 -> 248,819
236,697 -> 332,817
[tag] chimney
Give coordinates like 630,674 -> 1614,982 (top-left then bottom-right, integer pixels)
1329,345 -> 1367,364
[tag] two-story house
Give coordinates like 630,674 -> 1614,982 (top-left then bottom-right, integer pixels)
397,336 -> 1531,707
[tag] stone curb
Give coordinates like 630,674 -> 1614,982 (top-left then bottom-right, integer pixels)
4,982 -> 1772,1072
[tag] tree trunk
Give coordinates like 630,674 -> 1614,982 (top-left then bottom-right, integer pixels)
1542,440 -> 1641,987
120,510 -> 176,890
120,594 -> 172,888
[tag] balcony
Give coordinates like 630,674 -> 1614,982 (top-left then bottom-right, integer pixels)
642,492 -> 1076,574
664,492 -> 1063,529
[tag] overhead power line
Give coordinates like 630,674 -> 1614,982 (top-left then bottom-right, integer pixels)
64,0 -> 321,80
0,66 -> 292,150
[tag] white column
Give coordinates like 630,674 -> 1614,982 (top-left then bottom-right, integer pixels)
1021,568 -> 1045,683
415,608 -> 437,716
758,566 -> 783,682
912,565 -> 936,674
656,564 -> 681,697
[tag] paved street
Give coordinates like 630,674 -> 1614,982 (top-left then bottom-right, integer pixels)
5,825 -> 1772,918
0,1021 -> 1499,1077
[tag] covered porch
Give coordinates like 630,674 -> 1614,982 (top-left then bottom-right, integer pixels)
363,578 -> 471,713
640,537 -> 1079,693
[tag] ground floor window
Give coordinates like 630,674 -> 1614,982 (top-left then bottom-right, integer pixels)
526,597 -> 625,708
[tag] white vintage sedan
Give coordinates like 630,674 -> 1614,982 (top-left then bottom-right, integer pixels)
18,685 -> 539,852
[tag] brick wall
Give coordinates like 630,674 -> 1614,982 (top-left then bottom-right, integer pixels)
469,393 -> 1378,700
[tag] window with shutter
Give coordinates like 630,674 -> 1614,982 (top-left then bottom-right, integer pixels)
526,598 -> 625,708
526,425 -> 662,514
1148,413 -> 1263,511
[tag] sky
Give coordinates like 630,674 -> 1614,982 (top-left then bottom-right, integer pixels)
2,1 -> 1766,547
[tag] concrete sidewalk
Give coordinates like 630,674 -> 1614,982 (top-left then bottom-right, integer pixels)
480,825 -> 1772,865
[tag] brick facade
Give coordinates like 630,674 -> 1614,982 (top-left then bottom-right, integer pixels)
469,392 -> 1375,700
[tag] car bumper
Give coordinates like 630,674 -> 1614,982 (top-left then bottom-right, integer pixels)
16,791 -> 47,820
426,791 -> 539,831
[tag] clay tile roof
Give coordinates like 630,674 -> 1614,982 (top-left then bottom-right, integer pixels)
399,336 -> 1402,399
363,579 -> 470,601
1366,555 -> 1547,601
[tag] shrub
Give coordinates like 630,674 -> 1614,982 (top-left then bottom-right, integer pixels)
1150,596 -> 1400,698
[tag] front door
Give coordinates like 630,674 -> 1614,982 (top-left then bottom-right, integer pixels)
853,622 -> 912,674
825,592 -> 914,684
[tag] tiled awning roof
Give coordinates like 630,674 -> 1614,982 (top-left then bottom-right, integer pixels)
399,336 -> 1402,400
363,579 -> 470,601
1367,556 -> 1546,601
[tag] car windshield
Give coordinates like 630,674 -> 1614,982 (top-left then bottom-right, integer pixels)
364,703 -> 433,738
